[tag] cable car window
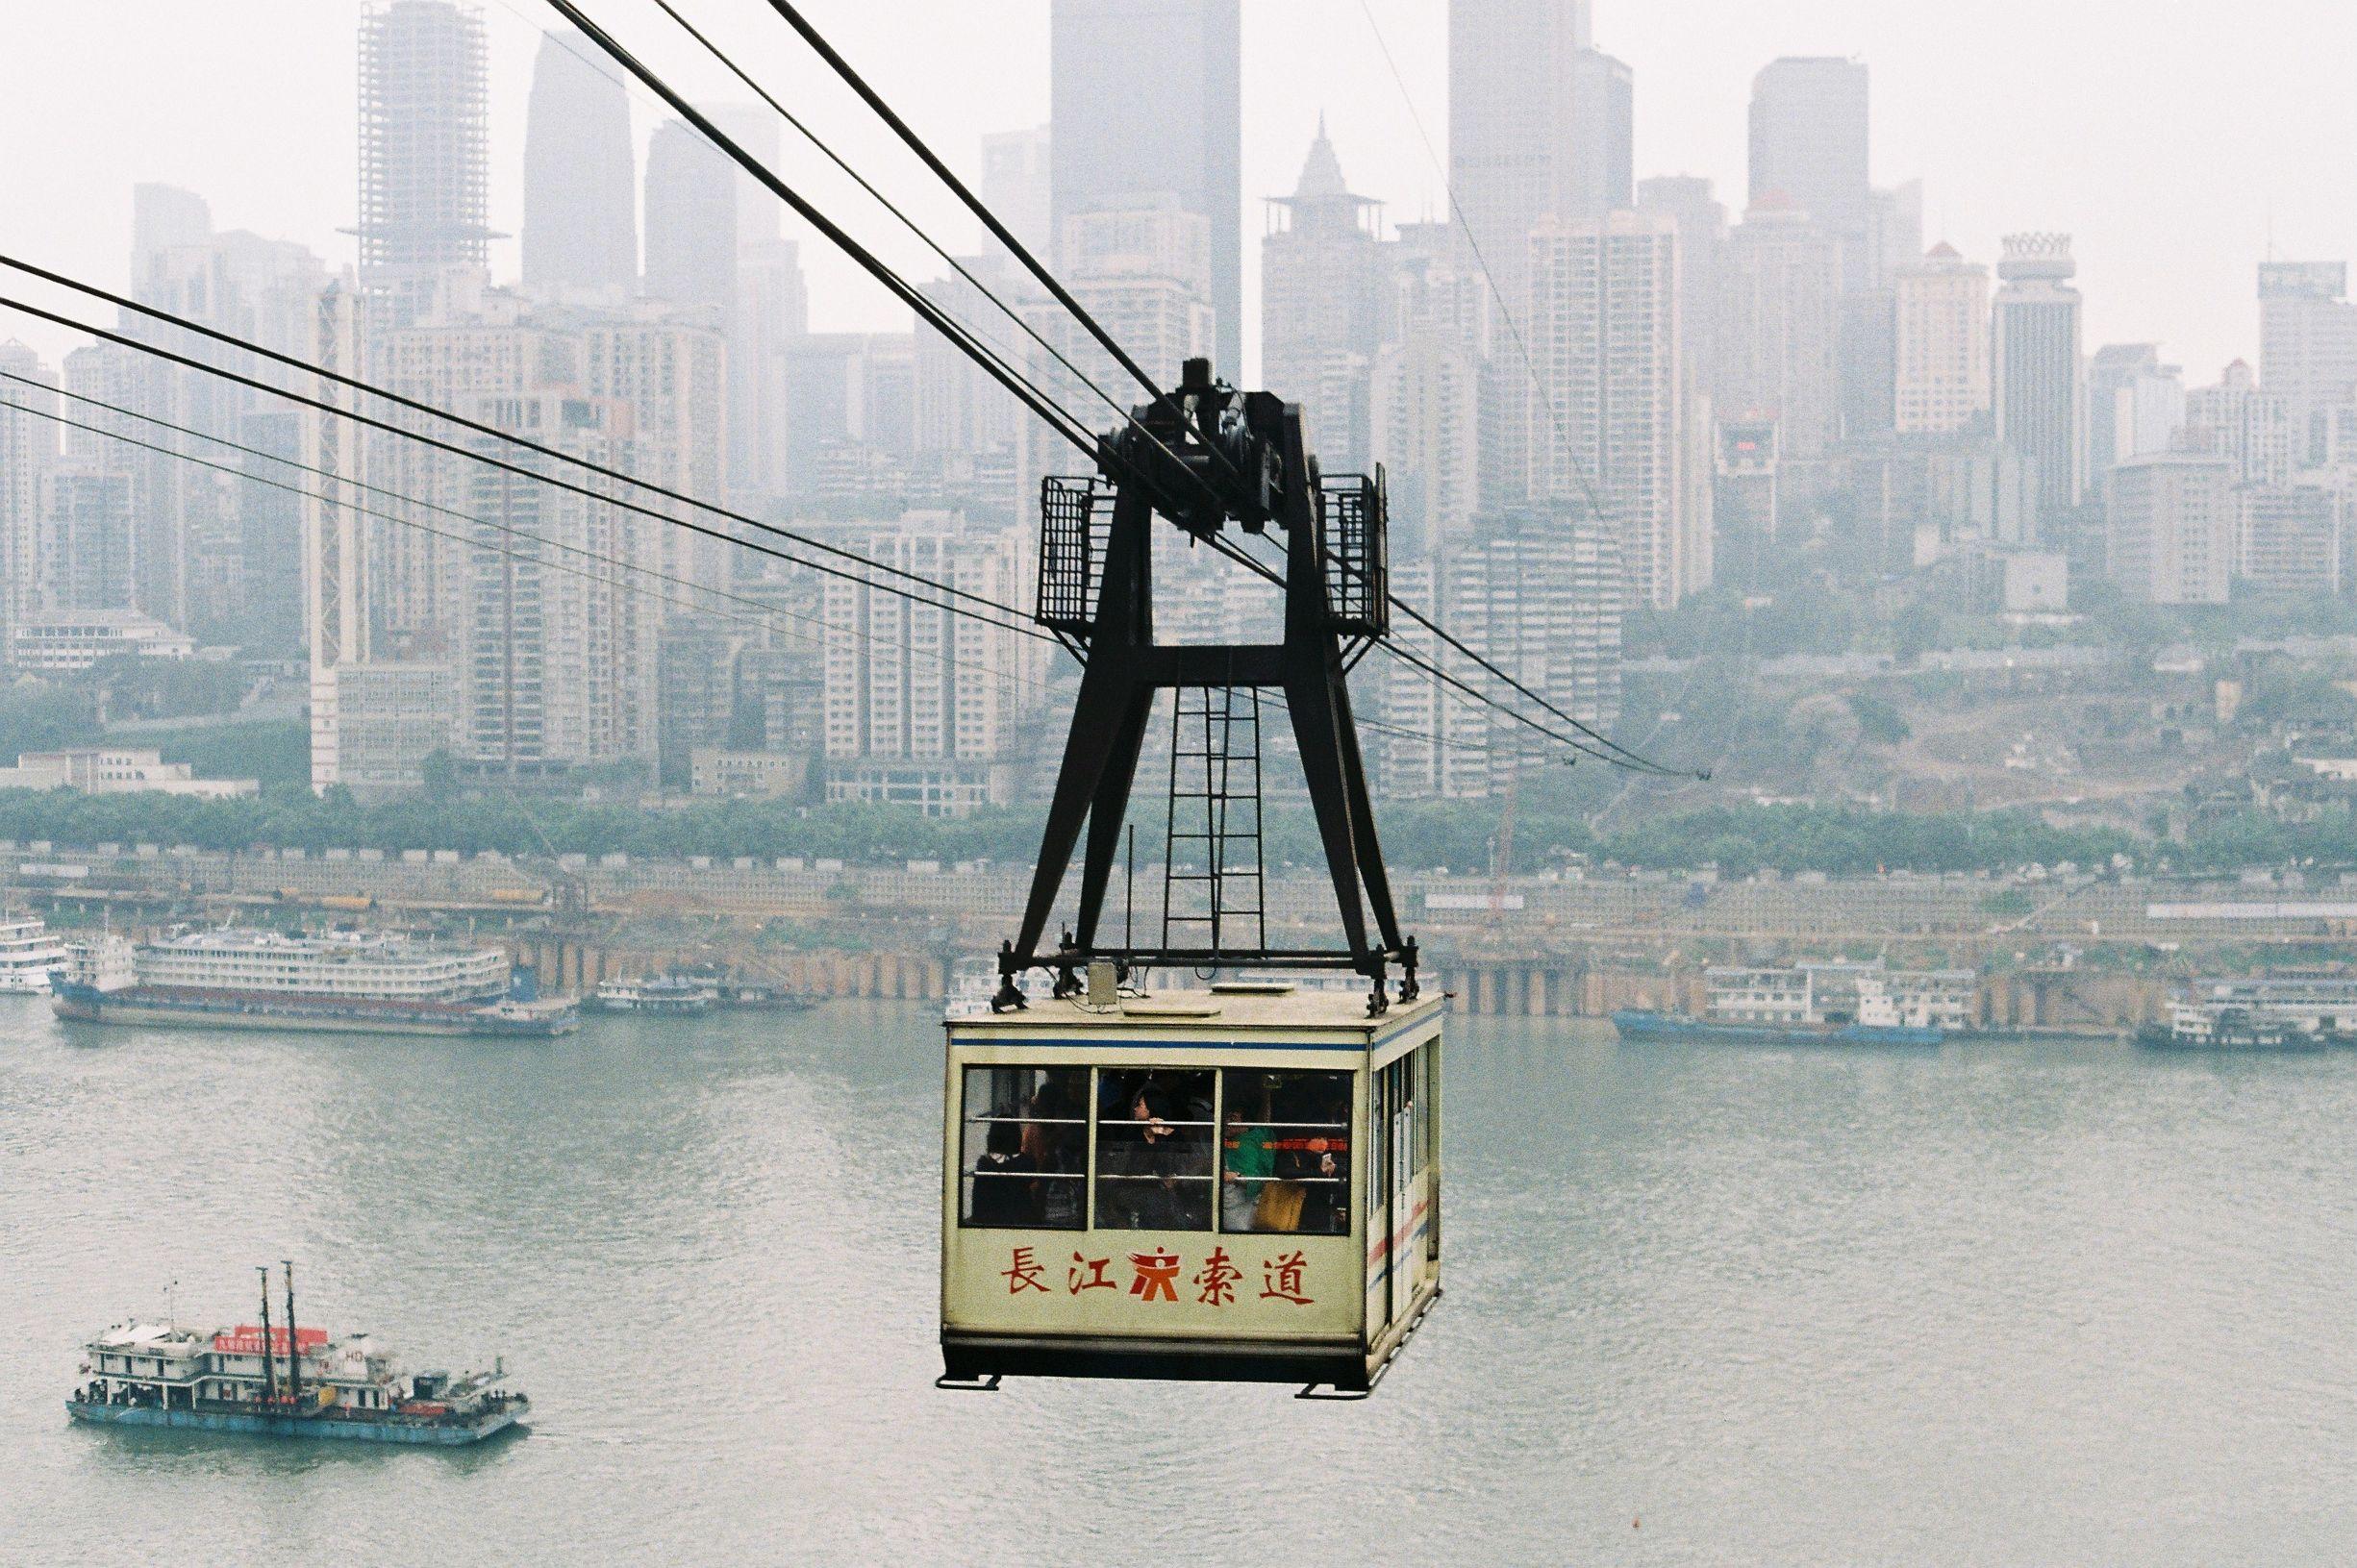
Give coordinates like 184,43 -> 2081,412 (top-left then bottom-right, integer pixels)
1093,1068 -> 1215,1231
1219,1069 -> 1351,1235
958,1066 -> 1087,1230
1411,1046 -> 1432,1179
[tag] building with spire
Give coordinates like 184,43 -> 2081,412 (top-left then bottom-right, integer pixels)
1261,118 -> 1389,470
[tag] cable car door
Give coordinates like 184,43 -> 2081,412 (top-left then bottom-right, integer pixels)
1387,1057 -> 1417,1327
1365,1063 -> 1392,1341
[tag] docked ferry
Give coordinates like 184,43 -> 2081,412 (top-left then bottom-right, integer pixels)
1614,959 -> 1970,1049
69,1269 -> 527,1446
0,913 -> 66,993
591,974 -> 718,1014
51,929 -> 577,1037
2134,999 -> 2331,1054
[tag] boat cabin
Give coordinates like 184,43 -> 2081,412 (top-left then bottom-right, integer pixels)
940,983 -> 1442,1394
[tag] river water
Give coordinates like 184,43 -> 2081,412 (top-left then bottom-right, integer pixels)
3,995 -> 2353,1565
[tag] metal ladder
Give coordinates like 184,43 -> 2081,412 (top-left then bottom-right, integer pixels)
1160,685 -> 1266,959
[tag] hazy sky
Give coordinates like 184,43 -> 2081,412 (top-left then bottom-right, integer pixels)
2,0 -> 2351,388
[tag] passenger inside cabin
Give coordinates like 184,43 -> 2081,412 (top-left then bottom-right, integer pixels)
969,1118 -> 1041,1226
1022,1086 -> 1084,1228
1097,1077 -> 1213,1231
1221,1101 -> 1272,1231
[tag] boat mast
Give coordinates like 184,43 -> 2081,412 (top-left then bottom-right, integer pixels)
257,1264 -> 277,1406
282,1260 -> 300,1410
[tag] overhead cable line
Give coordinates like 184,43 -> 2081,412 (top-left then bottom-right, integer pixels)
0,393 -> 841,668
0,256 -> 1058,631
0,373 -> 1040,696
537,0 -> 1114,474
741,0 -> 1248,487
0,289 -> 1056,647
633,0 -> 1165,456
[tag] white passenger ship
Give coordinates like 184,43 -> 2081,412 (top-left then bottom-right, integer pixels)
52,928 -> 576,1037
0,914 -> 66,993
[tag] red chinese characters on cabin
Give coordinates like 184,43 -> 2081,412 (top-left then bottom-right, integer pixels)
1193,1247 -> 1241,1307
1011,1247 -> 1316,1308
1001,1247 -> 1049,1294
1260,1250 -> 1313,1306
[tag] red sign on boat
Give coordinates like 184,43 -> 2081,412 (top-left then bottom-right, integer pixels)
213,1325 -> 328,1356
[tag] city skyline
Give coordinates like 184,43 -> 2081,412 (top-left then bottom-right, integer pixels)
1,1 -> 2350,386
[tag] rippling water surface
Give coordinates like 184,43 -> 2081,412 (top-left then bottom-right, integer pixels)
4,996 -> 2354,1565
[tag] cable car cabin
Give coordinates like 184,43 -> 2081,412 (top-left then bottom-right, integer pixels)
940,983 -> 1442,1395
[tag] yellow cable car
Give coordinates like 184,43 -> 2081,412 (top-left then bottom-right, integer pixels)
940,982 -> 1442,1396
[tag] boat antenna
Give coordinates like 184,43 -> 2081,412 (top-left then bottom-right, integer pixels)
257,1264 -> 277,1406
164,1278 -> 179,1327
282,1260 -> 300,1411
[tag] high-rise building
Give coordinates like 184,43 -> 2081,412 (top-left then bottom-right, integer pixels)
2108,452 -> 2232,605
1025,197 -> 1215,490
237,410 -> 307,655
0,340 -> 59,669
2236,483 -> 2344,597
1712,416 -> 1779,585
305,282 -> 369,792
1370,336 -> 1482,559
2083,343 -> 2182,499
1893,244 -> 1990,434
366,291 -> 560,655
1450,0 -> 1624,313
915,258 -> 1030,461
1720,201 -> 1843,462
1638,176 -> 1728,389
521,27 -> 637,303
1050,0 -> 1241,378
1526,210 -> 1706,608
36,468 -> 138,614
980,126 -> 1054,264
642,119 -> 738,319
1379,505 -> 1621,800
2184,360 -> 2296,487
115,191 -> 325,637
461,392 -> 661,774
356,1 -> 492,328
1867,180 -> 1924,287
130,184 -> 213,279
2257,261 -> 2357,457
1450,2 -> 1632,512
1747,57 -> 1871,287
1261,120 -> 1389,469
580,312 -> 730,595
1993,233 -> 2085,530
822,512 -> 1041,815
730,234 -> 810,504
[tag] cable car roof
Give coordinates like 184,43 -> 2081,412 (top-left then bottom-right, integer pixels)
949,986 -> 1443,1043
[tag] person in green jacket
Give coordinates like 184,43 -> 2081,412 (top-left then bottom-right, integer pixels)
1221,1102 -> 1274,1231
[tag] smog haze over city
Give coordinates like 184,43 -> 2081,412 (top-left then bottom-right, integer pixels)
4,2 -> 2357,1564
